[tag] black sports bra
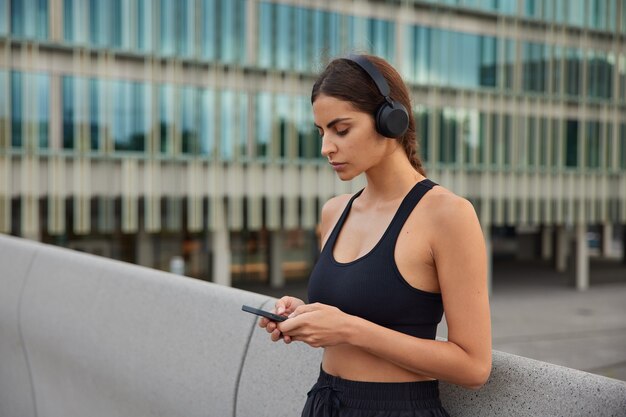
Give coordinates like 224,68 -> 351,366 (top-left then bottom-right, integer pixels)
307,179 -> 443,339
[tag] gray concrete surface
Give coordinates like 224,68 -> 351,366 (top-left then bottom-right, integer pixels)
3,234 -> 626,417
237,257 -> 626,382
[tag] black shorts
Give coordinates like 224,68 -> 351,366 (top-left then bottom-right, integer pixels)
301,366 -> 451,417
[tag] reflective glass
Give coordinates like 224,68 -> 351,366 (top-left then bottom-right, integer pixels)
182,87 -> 199,154
114,80 -> 146,152
586,121 -> 601,168
257,2 -> 271,67
617,54 -> 626,102
0,0 -> 6,35
220,90 -> 234,160
415,106 -> 430,163
255,93 -> 271,159
137,0 -> 153,52
160,0 -> 175,55
159,84 -> 174,153
201,0 -> 216,60
0,71 -> 7,150
36,73 -> 49,149
565,47 -> 582,97
294,7 -> 311,72
459,109 -> 480,165
200,89 -> 216,156
522,42 -> 547,93
568,0 -> 586,27
565,120 -> 579,167
478,112 -> 487,165
10,72 -> 22,147
587,50 -> 613,99
438,108 -> 458,164
219,0 -> 246,64
62,76 -> 74,149
479,35 -> 497,87
10,72 -> 49,149
238,92 -> 248,160
276,95 -> 292,159
276,5 -> 293,70
181,0 -> 195,57
10,0 -> 47,39
551,46 -> 562,95
621,123 -> 626,169
297,96 -> 319,160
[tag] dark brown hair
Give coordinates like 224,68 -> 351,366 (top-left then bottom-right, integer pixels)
311,54 -> 426,176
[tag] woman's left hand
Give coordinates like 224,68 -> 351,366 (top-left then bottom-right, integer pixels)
276,303 -> 353,348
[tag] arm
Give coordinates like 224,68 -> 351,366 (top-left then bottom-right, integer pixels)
279,196 -> 492,389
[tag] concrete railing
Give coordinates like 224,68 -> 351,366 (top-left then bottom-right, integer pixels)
1,234 -> 625,417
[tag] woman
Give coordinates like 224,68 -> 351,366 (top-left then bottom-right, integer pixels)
259,54 -> 491,417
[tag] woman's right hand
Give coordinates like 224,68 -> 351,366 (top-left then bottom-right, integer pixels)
258,296 -> 305,343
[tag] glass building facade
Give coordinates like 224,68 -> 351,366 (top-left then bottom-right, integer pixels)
1,0 -> 625,285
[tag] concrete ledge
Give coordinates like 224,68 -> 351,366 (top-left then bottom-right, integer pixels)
1,234 -> 625,417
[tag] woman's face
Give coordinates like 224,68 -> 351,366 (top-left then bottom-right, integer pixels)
313,94 -> 392,181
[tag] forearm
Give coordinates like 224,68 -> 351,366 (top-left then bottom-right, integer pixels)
345,315 -> 491,389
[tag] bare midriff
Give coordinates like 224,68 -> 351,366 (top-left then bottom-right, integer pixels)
322,344 -> 434,382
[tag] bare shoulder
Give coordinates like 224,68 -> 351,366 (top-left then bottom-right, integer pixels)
419,184 -> 483,253
421,185 -> 478,222
319,194 -> 354,246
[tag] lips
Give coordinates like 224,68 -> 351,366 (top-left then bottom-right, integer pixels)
329,161 -> 347,171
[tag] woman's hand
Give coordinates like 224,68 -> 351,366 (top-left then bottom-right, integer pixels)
258,296 -> 305,343
277,303 -> 353,348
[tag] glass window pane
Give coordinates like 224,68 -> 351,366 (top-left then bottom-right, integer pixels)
11,71 -> 22,148
586,121 -> 600,168
182,86 -> 198,154
276,5 -> 292,70
200,89 -> 215,156
37,73 -> 49,149
159,84 -> 174,153
220,90 -> 234,161
137,0 -> 153,52
255,92 -> 271,159
237,92 -> 248,160
565,119 -> 579,167
62,76 -> 74,149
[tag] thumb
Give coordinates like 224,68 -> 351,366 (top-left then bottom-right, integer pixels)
288,302 -> 318,318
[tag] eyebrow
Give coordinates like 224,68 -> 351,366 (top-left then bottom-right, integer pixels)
314,117 -> 352,130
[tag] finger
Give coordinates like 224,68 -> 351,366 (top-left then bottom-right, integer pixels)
258,317 -> 269,328
276,297 -> 291,315
271,329 -> 282,342
289,303 -> 318,318
283,335 -> 292,344
266,321 -> 276,333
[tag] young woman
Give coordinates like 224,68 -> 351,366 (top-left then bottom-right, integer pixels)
259,54 -> 491,417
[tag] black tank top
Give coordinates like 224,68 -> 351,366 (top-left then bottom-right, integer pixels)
308,179 -> 443,340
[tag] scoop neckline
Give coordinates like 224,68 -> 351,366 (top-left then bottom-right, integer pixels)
330,179 -> 429,267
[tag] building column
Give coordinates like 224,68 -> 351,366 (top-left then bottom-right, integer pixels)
269,230 -> 285,289
602,223 -> 613,258
576,223 -> 589,291
136,228 -> 154,268
555,225 -> 568,272
623,224 -> 626,265
211,229 -> 231,287
541,226 -> 553,261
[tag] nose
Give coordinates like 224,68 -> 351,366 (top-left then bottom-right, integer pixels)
320,135 -> 336,158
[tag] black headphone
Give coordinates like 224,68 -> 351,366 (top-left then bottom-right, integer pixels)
345,54 -> 409,138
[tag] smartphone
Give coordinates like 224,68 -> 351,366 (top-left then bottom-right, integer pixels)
241,305 -> 287,322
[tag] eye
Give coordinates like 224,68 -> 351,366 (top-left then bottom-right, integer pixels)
336,129 -> 349,137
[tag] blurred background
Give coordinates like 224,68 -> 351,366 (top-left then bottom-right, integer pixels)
1,0 -> 625,380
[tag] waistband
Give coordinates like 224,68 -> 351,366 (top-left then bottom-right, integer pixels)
309,365 -> 443,410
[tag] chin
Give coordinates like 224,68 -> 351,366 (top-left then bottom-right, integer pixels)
336,171 -> 359,182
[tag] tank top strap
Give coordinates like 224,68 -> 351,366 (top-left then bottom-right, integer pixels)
380,179 -> 438,251
323,189 -> 365,253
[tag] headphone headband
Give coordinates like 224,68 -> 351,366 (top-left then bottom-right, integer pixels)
346,54 -> 391,98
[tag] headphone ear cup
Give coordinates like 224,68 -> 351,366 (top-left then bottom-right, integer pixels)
376,101 -> 409,138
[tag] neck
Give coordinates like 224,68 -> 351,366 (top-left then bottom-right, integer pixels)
362,148 -> 425,202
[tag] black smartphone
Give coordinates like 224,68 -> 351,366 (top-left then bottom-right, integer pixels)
241,305 -> 287,322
